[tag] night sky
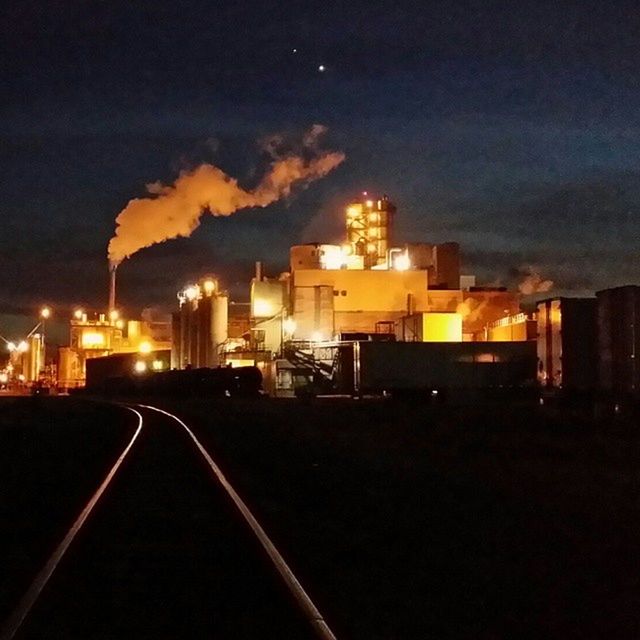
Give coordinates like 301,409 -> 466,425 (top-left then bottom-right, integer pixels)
3,0 -> 640,329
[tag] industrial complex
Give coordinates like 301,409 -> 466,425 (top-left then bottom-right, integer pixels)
5,194 -> 639,400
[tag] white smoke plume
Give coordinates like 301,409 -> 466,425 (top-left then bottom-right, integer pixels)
108,126 -> 345,266
518,269 -> 554,295
456,297 -> 489,323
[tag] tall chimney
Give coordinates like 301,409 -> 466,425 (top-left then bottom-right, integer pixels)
108,265 -> 117,312
255,261 -> 262,281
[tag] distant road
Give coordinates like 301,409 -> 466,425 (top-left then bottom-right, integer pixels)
1,402 -> 328,639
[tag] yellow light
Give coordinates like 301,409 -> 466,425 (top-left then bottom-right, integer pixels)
394,252 -> 411,271
253,299 -> 273,317
17,341 -> 28,353
40,307 -> 51,319
226,358 -> 256,368
368,212 -> 379,223
6,342 -> 16,352
81,331 -> 106,348
423,313 -> 463,342
152,359 -> 164,371
365,199 -> 373,208
369,228 -> 378,238
138,341 -> 152,354
341,243 -> 352,256
320,246 -> 345,270
73,309 -> 83,320
0,373 -> 7,384
367,243 -> 377,253
184,285 -> 199,301
109,309 -> 119,322
283,317 -> 297,337
133,360 -> 147,374
203,279 -> 216,295
115,319 -> 124,329
346,204 -> 362,218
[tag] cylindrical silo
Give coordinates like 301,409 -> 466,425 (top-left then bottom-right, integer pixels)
211,293 -> 228,367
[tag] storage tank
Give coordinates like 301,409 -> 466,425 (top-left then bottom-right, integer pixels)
173,278 -> 229,369
251,278 -> 286,319
170,312 -> 182,369
179,298 -> 193,368
211,294 -> 228,366
22,334 -> 42,382
58,347 -> 82,388
290,244 -> 324,270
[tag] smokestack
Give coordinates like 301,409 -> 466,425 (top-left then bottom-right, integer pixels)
255,261 -> 262,281
109,265 -> 117,312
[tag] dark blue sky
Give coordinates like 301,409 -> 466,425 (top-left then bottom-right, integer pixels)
2,0 -> 640,318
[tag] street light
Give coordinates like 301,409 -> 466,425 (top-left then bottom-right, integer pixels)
40,306 -> 51,374
283,317 -> 297,338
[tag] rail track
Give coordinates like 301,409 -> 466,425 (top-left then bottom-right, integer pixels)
1,402 -> 335,640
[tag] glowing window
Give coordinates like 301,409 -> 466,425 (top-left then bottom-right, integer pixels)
81,331 -> 105,348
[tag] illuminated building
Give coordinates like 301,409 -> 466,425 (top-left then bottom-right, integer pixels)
58,309 -> 171,389
284,195 -> 518,346
345,195 -> 395,268
154,192 -> 535,397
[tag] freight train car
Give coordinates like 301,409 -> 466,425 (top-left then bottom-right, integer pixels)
86,352 -> 261,397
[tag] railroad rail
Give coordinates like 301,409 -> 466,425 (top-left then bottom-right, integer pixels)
1,403 -> 336,640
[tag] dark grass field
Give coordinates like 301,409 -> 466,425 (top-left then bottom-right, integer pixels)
0,398 -> 137,623
153,397 -> 640,639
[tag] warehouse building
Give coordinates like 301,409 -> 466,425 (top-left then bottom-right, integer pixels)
536,297 -> 597,391
596,285 -> 640,394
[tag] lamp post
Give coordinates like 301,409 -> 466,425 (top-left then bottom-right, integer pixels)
40,307 -> 51,375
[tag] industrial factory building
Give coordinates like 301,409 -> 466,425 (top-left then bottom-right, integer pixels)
57,309 -> 171,389
169,193 -> 537,396
54,191 -> 640,400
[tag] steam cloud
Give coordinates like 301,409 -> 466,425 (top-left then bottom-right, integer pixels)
518,269 -> 554,295
108,126 -> 345,266
456,298 -> 481,321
